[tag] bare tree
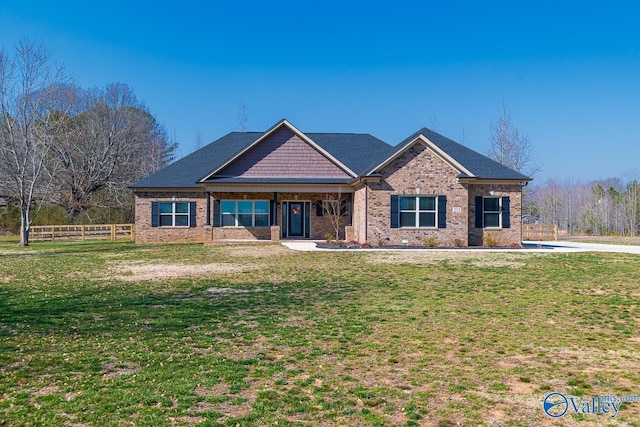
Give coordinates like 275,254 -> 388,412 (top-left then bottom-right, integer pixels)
237,103 -> 248,132
51,83 -> 175,219
322,190 -> 348,241
0,40 -> 69,245
488,101 -> 538,176
194,130 -> 203,151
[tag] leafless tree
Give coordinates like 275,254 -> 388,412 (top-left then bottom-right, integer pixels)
51,83 -> 175,219
0,40 -> 70,245
322,190 -> 348,241
488,101 -> 538,176
194,130 -> 203,151
237,103 -> 248,132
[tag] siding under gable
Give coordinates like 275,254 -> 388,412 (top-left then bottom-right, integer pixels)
217,127 -> 350,178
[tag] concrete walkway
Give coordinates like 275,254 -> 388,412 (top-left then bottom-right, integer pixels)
281,240 -> 640,255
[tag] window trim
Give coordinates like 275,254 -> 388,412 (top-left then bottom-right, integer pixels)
158,201 -> 191,227
398,195 -> 438,228
482,196 -> 502,229
220,200 -> 270,228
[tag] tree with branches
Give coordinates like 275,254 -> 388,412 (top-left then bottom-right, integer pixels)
488,101 -> 538,176
0,40 -> 70,245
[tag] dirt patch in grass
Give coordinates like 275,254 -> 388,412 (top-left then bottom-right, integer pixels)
110,261 -> 257,281
220,244 -> 293,258
365,250 -> 532,267
170,416 -> 207,424
101,361 -> 139,379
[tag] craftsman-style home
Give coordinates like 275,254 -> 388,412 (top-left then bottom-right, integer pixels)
131,119 -> 531,246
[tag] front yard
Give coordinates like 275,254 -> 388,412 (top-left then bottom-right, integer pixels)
0,241 -> 639,426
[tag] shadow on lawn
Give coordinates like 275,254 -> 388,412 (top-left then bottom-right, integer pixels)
0,276 -> 357,340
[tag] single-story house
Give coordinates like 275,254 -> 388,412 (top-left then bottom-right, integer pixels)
131,119 -> 531,246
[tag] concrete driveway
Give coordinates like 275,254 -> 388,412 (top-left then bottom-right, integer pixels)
281,240 -> 640,255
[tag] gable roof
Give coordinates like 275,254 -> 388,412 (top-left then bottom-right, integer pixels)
130,121 -> 392,189
202,120 -> 364,180
130,132 -> 261,189
131,121 -> 531,190
370,127 -> 531,181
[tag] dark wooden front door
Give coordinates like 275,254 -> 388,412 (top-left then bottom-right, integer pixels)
288,202 -> 304,237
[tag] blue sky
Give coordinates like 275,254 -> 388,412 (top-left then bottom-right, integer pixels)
2,1 -> 639,183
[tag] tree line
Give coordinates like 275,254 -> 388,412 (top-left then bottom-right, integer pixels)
525,177 -> 640,236
0,40 -> 175,244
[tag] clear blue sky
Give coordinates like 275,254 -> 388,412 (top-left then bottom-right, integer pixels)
2,1 -> 639,183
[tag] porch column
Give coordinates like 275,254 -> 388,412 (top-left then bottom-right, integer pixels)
270,192 -> 280,241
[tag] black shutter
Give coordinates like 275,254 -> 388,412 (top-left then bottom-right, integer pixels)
205,193 -> 211,226
189,202 -> 197,227
437,195 -> 447,228
390,195 -> 399,228
475,196 -> 483,228
316,201 -> 324,217
213,199 -> 221,227
151,202 -> 159,227
502,196 -> 511,228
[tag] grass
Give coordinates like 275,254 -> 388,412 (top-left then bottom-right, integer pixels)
560,235 -> 640,246
0,241 -> 639,425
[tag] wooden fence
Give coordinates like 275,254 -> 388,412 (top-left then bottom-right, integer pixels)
522,223 -> 558,241
30,224 -> 134,242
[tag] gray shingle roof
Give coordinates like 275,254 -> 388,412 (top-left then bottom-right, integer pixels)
376,127 -> 531,181
130,132 -> 262,188
131,123 -> 531,190
306,133 -> 391,176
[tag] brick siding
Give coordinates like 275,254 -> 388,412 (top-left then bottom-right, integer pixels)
366,142 -> 469,246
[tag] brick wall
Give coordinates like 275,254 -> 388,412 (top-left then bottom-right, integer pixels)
366,142 -> 469,246
467,183 -> 523,246
134,191 -> 210,243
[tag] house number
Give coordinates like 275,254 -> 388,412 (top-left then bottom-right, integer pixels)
452,207 -> 462,213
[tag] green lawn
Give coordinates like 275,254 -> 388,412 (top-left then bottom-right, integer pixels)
0,241 -> 639,426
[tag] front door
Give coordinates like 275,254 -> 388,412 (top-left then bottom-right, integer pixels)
288,202 -> 304,237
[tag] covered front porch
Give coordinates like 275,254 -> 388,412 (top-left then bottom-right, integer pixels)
202,183 -> 354,242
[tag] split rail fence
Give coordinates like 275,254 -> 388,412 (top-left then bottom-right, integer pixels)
522,223 -> 558,241
30,224 -> 134,242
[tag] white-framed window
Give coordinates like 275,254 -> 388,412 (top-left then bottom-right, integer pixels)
221,200 -> 270,227
159,201 -> 190,227
399,196 -> 437,228
483,197 -> 501,228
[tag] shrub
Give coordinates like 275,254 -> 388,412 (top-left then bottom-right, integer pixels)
509,242 -> 521,249
377,238 -> 387,247
346,240 -> 361,249
360,242 -> 372,248
324,232 -> 335,243
483,232 -> 499,247
453,238 -> 465,248
423,236 -> 439,248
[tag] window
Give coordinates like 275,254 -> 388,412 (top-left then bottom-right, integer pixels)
221,200 -> 270,227
474,196 -> 510,229
399,196 -> 437,228
483,197 -> 501,228
159,202 -> 190,226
